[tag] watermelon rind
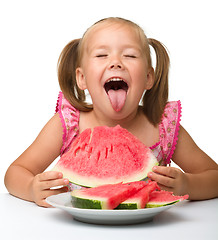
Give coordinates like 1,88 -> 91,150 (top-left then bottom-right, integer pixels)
115,198 -> 181,209
115,199 -> 141,210
146,200 -> 180,208
71,195 -> 106,209
71,189 -> 108,209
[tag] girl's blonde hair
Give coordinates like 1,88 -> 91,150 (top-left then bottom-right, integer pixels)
57,17 -> 170,125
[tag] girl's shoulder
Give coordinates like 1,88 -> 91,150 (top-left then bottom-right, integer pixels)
162,101 -> 182,119
55,92 -> 80,155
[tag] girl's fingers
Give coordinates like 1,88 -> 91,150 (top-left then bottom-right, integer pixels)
152,166 -> 178,179
41,178 -> 69,190
148,171 -> 175,188
38,171 -> 63,181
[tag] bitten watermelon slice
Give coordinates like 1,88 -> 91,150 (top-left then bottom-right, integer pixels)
71,181 -> 147,210
53,125 -> 158,187
116,181 -> 160,209
146,190 -> 189,208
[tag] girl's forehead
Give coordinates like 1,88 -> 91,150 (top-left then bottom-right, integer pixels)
82,22 -> 144,50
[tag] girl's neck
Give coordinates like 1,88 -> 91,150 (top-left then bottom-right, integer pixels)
79,106 -> 150,132
91,107 -> 140,128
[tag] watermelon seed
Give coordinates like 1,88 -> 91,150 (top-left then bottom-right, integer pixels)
105,148 -> 108,159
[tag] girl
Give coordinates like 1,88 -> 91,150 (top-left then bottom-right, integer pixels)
4,17 -> 218,207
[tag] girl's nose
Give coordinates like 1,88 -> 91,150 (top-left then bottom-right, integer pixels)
108,56 -> 124,70
109,63 -> 122,69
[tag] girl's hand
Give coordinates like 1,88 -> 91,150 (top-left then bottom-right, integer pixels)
148,166 -> 188,196
29,171 -> 69,207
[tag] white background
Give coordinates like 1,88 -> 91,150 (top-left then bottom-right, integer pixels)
0,0 -> 217,193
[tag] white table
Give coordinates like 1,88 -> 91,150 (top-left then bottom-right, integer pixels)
0,193 -> 217,240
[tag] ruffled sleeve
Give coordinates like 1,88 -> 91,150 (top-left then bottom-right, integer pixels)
55,92 -> 80,155
158,101 -> 182,165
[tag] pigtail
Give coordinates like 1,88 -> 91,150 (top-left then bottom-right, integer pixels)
143,38 -> 170,125
57,39 -> 92,111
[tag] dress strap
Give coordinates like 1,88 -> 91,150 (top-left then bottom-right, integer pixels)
159,101 -> 182,165
55,92 -> 80,155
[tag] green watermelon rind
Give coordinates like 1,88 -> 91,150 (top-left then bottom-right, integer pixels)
115,203 -> 139,210
116,199 -> 180,209
115,201 -> 140,210
145,200 -> 180,208
71,196 -> 104,209
71,190 -> 108,209
53,152 -> 158,188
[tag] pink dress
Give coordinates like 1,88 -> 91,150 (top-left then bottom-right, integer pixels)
56,91 -> 182,166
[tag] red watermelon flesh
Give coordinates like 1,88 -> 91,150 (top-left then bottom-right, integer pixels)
53,125 -> 158,187
146,190 -> 189,208
71,181 -> 147,209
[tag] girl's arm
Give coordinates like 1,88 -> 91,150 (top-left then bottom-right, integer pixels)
4,113 -> 69,207
148,126 -> 218,200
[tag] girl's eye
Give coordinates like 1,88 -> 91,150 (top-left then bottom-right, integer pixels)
96,54 -> 108,58
124,55 -> 137,58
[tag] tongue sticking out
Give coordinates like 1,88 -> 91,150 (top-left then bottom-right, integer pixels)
107,89 -> 127,112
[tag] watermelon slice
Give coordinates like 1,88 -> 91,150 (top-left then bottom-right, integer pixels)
146,190 -> 189,208
116,181 -> 160,209
53,125 -> 158,187
71,181 -> 147,210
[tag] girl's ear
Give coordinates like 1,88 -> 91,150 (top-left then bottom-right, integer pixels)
76,67 -> 87,90
145,67 -> 155,90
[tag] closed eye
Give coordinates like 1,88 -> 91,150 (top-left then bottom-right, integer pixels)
96,54 -> 108,58
124,55 -> 137,58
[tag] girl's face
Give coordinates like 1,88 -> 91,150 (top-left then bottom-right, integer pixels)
76,22 -> 154,121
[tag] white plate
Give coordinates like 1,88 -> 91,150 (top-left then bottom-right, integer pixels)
46,192 -> 174,225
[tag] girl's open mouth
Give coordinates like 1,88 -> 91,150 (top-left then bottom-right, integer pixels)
104,78 -> 128,112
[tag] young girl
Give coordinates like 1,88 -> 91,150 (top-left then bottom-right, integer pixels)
4,17 -> 218,207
